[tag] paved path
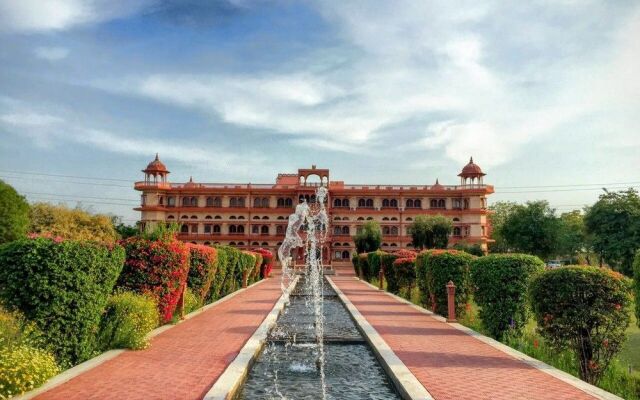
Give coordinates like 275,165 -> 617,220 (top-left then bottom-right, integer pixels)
331,276 -> 597,400
35,277 -> 283,400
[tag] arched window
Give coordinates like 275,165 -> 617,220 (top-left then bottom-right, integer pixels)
453,217 -> 460,222
390,199 -> 398,207
158,196 -> 164,205
252,225 -> 260,234
190,197 -> 197,207
453,227 -> 461,236
167,215 -> 175,220
230,216 -> 237,220
430,199 -> 438,208
238,197 -> 246,207
167,196 -> 175,207
181,215 -> 188,220
277,216 -> 285,220
333,198 -> 342,207
214,215 -> 222,220
391,217 -> 398,221
366,217 -> 373,220
204,241 -> 211,245
214,197 -> 222,207
382,217 -> 389,221
191,215 -> 197,219
230,242 -> 236,246
285,198 -> 293,207
261,225 -> 269,234
358,198 -> 366,207
333,226 -> 342,235
230,197 -> 237,207
334,216 -> 341,221
342,250 -> 350,259
464,199 -> 469,209
382,199 -> 390,208
342,217 -> 349,221
205,215 -> 212,220
229,225 -> 237,234
391,226 -> 399,235
335,251 -> 342,259
237,225 -> 245,233
383,226 -> 390,235
382,243 -> 389,247
342,199 -> 350,207
342,226 -> 350,235
365,199 -> 373,208
253,197 -> 261,208
357,217 -> 364,221
406,217 -> 413,221
182,197 -> 190,206
252,241 -> 259,246
262,216 -> 269,220
406,199 -> 414,208
261,197 -> 268,207
277,198 -> 285,207
180,224 -> 188,233
238,216 -> 245,220
261,242 -> 268,246
415,199 -> 422,208
206,197 -> 214,207
253,216 -> 260,220
191,224 -> 198,233
390,243 -> 398,247
213,225 -> 221,233
276,225 -> 284,235
438,199 -> 446,208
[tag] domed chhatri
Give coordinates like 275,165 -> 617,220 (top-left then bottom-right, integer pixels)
141,153 -> 170,185
458,157 -> 485,186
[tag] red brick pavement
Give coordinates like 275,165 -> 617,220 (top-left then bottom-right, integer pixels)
331,276 -> 597,400
35,277 -> 283,400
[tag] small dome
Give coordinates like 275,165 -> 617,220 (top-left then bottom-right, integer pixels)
432,178 -> 444,189
184,176 -> 198,188
458,157 -> 485,177
143,153 -> 169,174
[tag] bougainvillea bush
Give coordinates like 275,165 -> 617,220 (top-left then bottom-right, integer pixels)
470,254 -> 545,340
253,248 -> 274,278
210,246 -> 229,300
393,257 -> 416,298
0,237 -> 124,368
529,266 -> 632,384
98,291 -> 158,351
417,249 -> 473,315
382,250 -> 416,294
244,251 -> 262,285
118,237 -> 190,324
237,251 -> 256,288
186,244 -> 218,303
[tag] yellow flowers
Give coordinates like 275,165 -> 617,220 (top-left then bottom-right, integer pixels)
0,344 -> 59,399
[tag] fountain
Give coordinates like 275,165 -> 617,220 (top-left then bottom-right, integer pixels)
236,186 -> 400,400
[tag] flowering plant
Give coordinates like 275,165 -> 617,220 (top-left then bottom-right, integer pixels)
185,244 -> 217,303
253,248 -> 274,278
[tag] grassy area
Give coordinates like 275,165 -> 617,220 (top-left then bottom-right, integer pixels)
368,279 -> 640,399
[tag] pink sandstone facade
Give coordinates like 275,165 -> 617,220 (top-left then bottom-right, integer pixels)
134,155 -> 494,267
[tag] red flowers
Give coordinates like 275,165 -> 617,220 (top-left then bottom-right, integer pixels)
253,248 -> 274,278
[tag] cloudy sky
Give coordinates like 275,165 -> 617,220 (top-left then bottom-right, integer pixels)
1,0 -> 639,223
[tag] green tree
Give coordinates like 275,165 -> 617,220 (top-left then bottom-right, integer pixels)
29,202 -> 118,243
584,188 -> 640,276
353,221 -> 382,253
111,216 -> 139,239
556,210 -> 588,261
487,201 -> 518,253
409,215 -> 452,250
499,201 -> 559,259
0,180 -> 30,244
634,251 -> 640,327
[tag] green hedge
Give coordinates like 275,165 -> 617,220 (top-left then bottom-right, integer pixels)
417,250 -> 474,316
634,251 -> 640,327
367,250 -> 385,282
381,252 -> 400,294
210,245 -> 229,300
186,244 -> 218,303
393,257 -> 416,298
470,254 -> 545,339
237,251 -> 256,287
98,291 -> 158,351
529,266 -> 632,384
0,237 -> 124,368
358,253 -> 370,280
352,253 -> 360,277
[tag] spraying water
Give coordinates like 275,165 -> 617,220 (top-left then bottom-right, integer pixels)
277,186 -> 328,399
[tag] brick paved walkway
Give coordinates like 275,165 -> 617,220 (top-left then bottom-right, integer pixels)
331,276 -> 598,400
35,277 -> 283,400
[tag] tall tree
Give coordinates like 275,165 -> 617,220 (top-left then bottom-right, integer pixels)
487,201 -> 518,253
0,180 -> 30,244
499,201 -> 559,259
353,221 -> 382,253
556,210 -> 588,261
111,216 -> 139,239
29,203 -> 118,243
584,188 -> 640,275
409,215 -> 452,250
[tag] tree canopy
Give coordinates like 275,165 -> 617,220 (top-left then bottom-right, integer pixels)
408,214 -> 452,250
584,188 -> 640,275
29,203 -> 118,243
498,200 -> 559,260
353,221 -> 382,253
487,201 -> 518,253
0,180 -> 30,244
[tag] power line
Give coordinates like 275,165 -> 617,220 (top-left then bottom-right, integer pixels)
0,169 -> 134,182
0,175 -> 132,188
22,191 -> 139,203
27,196 -> 137,207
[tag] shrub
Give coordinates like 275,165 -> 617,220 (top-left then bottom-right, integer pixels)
470,254 -> 545,339
254,248 -> 274,278
0,344 -> 60,399
367,250 -> 386,282
634,251 -> 640,327
352,253 -> 360,277
393,257 -> 416,298
98,291 -> 158,351
382,250 -> 416,294
452,242 -> 484,256
0,237 -> 124,368
244,251 -> 262,285
29,202 -> 118,243
118,237 -> 190,325
358,253 -> 370,280
0,306 -> 45,349
529,266 -> 632,384
237,251 -> 256,287
0,179 -> 29,244
181,287 -> 201,316
210,246 -> 230,300
418,249 -> 474,315
186,244 -> 218,304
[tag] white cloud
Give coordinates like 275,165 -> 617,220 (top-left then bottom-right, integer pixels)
0,0 -> 154,32
34,46 -> 69,61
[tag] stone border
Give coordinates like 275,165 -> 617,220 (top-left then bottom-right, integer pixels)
357,278 -> 622,400
203,276 -> 298,400
326,277 -> 434,400
14,279 -> 269,400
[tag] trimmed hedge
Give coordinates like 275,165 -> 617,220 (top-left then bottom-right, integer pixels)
245,251 -> 262,285
0,237 -> 124,368
237,251 -> 256,287
382,250 -> 416,294
529,266 -> 632,384
210,245 -> 230,300
634,250 -> 640,327
118,237 -> 190,324
352,253 -> 360,277
417,249 -> 474,315
393,257 -> 416,298
186,244 -> 218,304
358,253 -> 370,280
367,250 -> 386,282
470,254 -> 545,339
253,248 -> 274,278
98,291 -> 158,351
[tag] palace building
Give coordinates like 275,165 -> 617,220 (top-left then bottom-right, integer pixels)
134,155 -> 494,267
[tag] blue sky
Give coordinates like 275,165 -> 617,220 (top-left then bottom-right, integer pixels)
1,0 -> 639,223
